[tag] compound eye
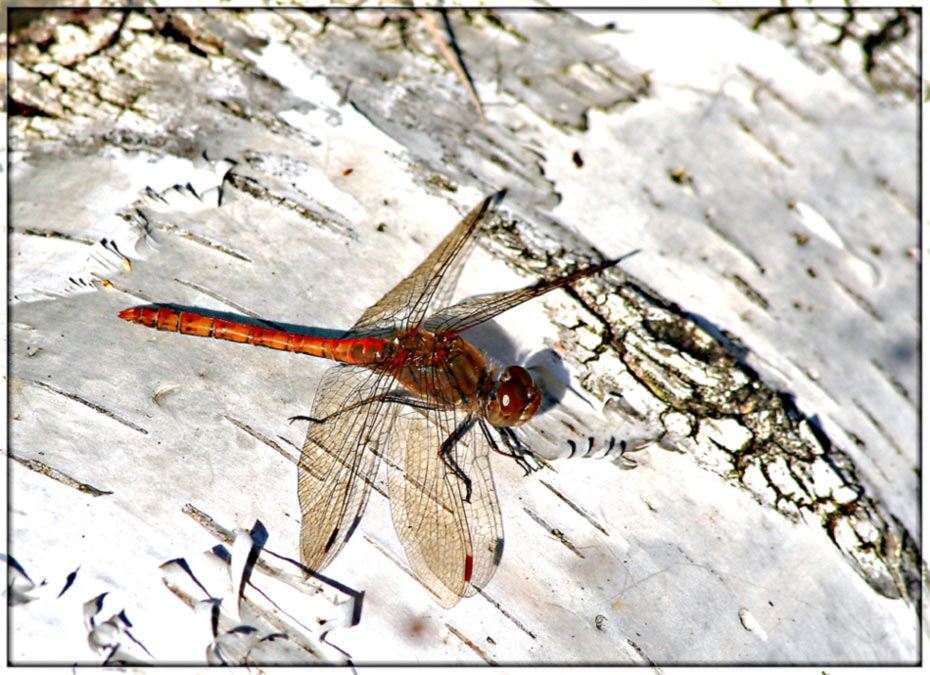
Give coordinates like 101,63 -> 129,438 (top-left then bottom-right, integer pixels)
487,366 -> 542,427
497,381 -> 521,416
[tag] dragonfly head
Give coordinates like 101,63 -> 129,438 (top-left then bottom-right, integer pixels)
485,366 -> 542,427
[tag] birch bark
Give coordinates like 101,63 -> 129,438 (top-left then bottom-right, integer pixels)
7,6 -> 919,665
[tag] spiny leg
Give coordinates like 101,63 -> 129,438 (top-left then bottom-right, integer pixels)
481,423 -> 540,476
289,393 -> 442,425
437,416 -> 477,503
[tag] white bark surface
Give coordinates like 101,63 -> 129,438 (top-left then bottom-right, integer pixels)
7,6 -> 919,666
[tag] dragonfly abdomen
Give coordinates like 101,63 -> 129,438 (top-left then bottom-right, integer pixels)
118,307 -> 388,364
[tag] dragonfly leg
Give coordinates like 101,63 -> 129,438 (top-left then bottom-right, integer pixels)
438,416 -> 477,503
482,424 -> 540,476
288,394 -> 443,426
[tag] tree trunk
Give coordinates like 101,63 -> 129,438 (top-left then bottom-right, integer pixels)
8,7 -> 918,665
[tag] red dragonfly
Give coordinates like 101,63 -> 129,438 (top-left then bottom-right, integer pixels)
119,192 -> 625,607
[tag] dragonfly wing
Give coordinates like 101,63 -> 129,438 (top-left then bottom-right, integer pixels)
298,363 -> 397,573
346,192 -> 504,337
422,255 -> 630,335
385,406 -> 504,608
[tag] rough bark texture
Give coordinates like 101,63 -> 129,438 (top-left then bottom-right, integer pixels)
8,7 -> 918,666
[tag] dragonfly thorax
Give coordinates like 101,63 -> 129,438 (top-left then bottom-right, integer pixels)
387,329 -> 490,409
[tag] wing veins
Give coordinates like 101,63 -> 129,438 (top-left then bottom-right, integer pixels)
347,193 -> 501,335
425,255 -> 630,334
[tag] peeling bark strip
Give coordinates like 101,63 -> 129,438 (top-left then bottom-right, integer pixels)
9,452 -> 113,496
362,534 -> 452,605
530,260 -> 920,605
182,503 -> 237,544
181,503 -> 361,609
539,479 -> 609,536
223,416 -> 297,464
26,380 -> 148,434
445,623 -> 498,666
522,507 -> 585,559
474,590 -> 537,640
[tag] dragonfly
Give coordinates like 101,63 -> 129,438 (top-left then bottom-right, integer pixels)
119,191 -> 627,607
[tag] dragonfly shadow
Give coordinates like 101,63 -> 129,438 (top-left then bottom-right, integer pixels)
462,321 -> 572,415
136,303 -> 348,340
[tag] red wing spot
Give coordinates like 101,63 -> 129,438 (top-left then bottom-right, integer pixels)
464,554 -> 474,582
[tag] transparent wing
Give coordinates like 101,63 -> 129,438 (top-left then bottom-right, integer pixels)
298,363 -> 399,573
345,192 -> 504,337
422,256 -> 628,335
384,403 -> 504,607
